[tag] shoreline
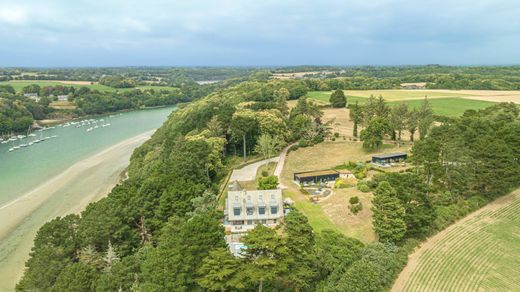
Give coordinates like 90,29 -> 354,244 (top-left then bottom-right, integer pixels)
0,130 -> 154,291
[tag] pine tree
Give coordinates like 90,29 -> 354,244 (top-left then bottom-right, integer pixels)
196,248 -> 244,291
329,89 -> 347,108
371,182 -> 407,243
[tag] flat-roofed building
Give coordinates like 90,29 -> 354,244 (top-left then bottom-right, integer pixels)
224,182 -> 283,233
372,153 -> 407,165
293,169 -> 355,186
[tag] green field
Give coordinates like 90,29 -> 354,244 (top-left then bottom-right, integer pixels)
0,81 -> 178,93
306,91 -> 496,117
396,191 -> 520,291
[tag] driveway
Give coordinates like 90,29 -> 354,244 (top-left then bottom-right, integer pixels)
230,157 -> 279,182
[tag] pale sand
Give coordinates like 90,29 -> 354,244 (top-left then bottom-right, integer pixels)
0,131 -> 153,291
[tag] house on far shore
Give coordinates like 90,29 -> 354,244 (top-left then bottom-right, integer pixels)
24,93 -> 39,102
372,153 -> 407,165
293,169 -> 355,186
224,181 -> 284,233
57,95 -> 69,101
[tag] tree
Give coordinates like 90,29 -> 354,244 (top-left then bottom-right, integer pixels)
197,248 -> 245,291
53,262 -> 98,292
255,134 -> 282,159
103,241 -> 120,272
273,87 -> 290,115
371,182 -> 407,243
360,117 -> 391,150
258,175 -> 279,190
391,103 -> 408,147
186,190 -> 217,218
315,230 -> 364,278
283,209 -> 318,291
406,108 -> 419,142
229,110 -> 257,161
349,101 -> 363,137
241,224 -> 288,292
418,97 -> 434,140
329,89 -> 346,108
330,259 -> 381,292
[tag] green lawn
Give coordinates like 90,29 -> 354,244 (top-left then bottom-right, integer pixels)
306,91 -> 497,117
0,80 -> 178,93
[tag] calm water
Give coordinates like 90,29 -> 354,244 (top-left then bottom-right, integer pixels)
0,106 -> 174,206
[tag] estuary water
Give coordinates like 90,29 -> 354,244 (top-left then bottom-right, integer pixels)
0,106 -> 174,291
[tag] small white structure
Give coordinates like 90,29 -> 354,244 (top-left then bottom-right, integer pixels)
24,93 -> 39,102
224,181 -> 284,233
57,95 -> 69,101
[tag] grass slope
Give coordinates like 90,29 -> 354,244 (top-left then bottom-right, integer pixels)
393,190 -> 520,292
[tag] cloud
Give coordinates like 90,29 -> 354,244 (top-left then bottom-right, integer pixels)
0,0 -> 519,66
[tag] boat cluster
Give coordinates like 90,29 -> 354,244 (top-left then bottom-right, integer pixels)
61,118 -> 111,133
2,128 -> 57,152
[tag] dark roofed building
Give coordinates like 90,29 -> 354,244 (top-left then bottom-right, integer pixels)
372,153 -> 407,165
294,170 -> 340,186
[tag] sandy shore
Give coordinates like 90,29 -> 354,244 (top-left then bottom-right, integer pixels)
0,131 -> 153,291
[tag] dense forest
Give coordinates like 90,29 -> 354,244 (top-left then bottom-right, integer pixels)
16,69 -> 520,291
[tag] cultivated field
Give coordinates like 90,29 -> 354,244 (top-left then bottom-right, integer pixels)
0,80 -> 178,93
306,90 -> 519,117
393,189 -> 520,292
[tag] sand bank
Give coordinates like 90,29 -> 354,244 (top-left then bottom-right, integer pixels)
0,131 -> 153,291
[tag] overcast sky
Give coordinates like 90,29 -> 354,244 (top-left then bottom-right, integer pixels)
1,0 -> 519,67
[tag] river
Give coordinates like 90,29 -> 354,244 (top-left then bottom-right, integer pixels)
0,106 -> 175,291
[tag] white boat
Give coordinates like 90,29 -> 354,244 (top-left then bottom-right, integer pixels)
28,142 -> 34,146
1,141 -> 8,144
8,147 -> 14,152
51,135 -> 57,138
28,133 -> 36,137
13,146 -> 20,150
86,127 -> 93,132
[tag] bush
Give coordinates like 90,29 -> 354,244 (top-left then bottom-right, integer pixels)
357,183 -> 371,193
335,178 -> 357,189
349,196 -> 360,205
261,170 -> 269,177
354,167 -> 367,180
258,175 -> 279,190
349,202 -> 363,214
334,132 -> 340,138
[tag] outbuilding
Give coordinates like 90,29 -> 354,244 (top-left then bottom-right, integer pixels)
372,153 -> 407,165
294,170 -> 340,186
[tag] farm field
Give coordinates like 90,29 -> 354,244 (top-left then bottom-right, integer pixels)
393,189 -> 520,292
0,80 -> 178,93
306,90 -> 499,117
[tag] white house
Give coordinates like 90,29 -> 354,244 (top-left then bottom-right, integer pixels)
224,181 -> 284,233
24,93 -> 40,102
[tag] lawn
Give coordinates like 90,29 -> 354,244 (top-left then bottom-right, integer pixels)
393,189 -> 520,292
0,80 -> 178,93
306,91 -> 497,117
280,141 -> 411,243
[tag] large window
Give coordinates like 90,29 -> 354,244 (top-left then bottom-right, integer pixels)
271,206 -> 278,214
233,207 -> 241,216
258,207 -> 265,215
246,207 -> 254,215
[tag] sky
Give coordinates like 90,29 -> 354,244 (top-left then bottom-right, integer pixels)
0,0 -> 519,67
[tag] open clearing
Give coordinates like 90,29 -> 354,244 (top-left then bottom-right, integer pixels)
0,80 -> 178,93
306,90 -> 502,117
393,189 -> 520,292
280,141 -> 411,242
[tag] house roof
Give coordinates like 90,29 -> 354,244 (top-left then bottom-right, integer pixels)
372,152 -> 407,159
294,169 -> 340,179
